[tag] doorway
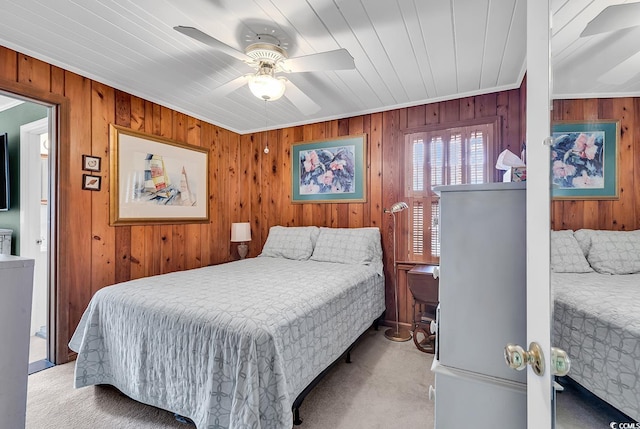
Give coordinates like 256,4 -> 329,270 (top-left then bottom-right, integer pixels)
20,116 -> 53,373
0,93 -> 55,372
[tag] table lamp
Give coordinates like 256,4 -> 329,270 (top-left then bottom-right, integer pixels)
231,222 -> 251,259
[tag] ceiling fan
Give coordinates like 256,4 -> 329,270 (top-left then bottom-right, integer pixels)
174,26 -> 356,115
580,1 -> 640,37
579,2 -> 640,85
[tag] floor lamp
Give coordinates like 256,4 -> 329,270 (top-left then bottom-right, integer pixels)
384,202 -> 412,342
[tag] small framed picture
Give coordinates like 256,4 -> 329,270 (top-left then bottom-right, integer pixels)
82,174 -> 101,191
83,155 -> 101,172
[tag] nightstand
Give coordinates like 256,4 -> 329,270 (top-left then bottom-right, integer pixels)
407,264 -> 439,353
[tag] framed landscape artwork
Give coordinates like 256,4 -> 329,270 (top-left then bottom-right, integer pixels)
291,135 -> 367,203
109,124 -> 209,225
550,120 -> 619,200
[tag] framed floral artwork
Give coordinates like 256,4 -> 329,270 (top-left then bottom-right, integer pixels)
291,135 -> 367,203
550,120 -> 619,200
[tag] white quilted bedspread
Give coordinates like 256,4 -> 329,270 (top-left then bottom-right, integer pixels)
553,272 -> 640,421
69,257 -> 385,429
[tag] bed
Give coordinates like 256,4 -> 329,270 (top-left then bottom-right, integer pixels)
69,226 -> 386,429
551,229 -> 640,422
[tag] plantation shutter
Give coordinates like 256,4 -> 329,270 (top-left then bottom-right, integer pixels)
403,120 -> 497,262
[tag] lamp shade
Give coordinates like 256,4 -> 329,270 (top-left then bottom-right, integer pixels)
248,75 -> 286,101
384,201 -> 409,214
231,222 -> 252,242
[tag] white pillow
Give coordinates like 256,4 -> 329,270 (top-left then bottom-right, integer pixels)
550,230 -> 593,273
310,227 -> 383,275
586,230 -> 640,275
259,226 -> 320,260
573,229 -> 596,257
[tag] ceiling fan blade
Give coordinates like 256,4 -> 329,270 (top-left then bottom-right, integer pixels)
283,80 -> 321,115
581,2 -> 640,37
211,75 -> 250,97
174,26 -> 252,62
597,50 -> 640,84
281,49 -> 355,73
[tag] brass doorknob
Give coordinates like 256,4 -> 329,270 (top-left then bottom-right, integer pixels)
504,342 -> 545,376
551,347 -> 571,376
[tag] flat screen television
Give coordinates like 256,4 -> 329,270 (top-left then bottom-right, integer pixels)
0,133 -> 9,211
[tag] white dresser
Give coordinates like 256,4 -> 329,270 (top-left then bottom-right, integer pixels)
0,255 -> 35,429
432,182 -> 527,428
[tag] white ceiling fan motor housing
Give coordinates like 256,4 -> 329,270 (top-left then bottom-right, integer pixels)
245,43 -> 287,67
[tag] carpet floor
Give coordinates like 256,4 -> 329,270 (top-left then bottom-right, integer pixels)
26,327 -> 630,428
26,328 -> 433,429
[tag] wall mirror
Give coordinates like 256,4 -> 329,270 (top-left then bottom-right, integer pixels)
550,0 -> 640,425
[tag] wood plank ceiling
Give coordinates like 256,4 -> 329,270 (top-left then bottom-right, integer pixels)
552,0 -> 640,99
1,1 -> 638,134
0,0 -> 526,134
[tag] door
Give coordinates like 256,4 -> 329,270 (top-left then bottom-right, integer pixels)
19,117 -> 50,363
548,1 -> 640,426
526,0 -> 553,427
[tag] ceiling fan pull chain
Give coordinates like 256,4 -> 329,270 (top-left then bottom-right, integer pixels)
264,100 -> 270,154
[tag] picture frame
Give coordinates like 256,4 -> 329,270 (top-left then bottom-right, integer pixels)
82,174 -> 101,191
291,134 -> 367,203
82,154 -> 101,172
551,120 -> 619,200
109,124 -> 209,225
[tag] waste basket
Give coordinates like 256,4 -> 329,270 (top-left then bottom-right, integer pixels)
0,229 -> 12,255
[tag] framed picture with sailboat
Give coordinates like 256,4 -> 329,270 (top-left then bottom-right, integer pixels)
109,124 -> 209,226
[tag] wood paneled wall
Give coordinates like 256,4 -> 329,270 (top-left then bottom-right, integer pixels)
551,98 -> 640,231
383,88 -> 526,328
0,46 -> 525,362
0,47 -> 245,361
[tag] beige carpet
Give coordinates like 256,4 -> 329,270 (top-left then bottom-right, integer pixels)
26,328 -> 434,429
25,327 -> 630,429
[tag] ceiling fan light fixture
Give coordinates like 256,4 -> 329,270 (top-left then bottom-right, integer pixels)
248,65 -> 286,101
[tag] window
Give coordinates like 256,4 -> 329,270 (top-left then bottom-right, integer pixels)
403,120 -> 499,262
